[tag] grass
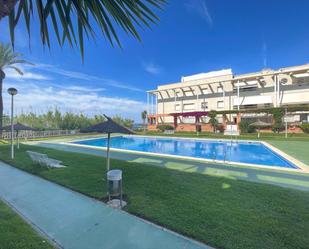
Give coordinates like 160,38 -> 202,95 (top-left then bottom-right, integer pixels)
0,199 -> 54,249
0,144 -> 309,249
268,140 -> 309,165
143,130 -> 309,141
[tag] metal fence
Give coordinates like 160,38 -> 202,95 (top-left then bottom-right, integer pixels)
1,130 -> 81,140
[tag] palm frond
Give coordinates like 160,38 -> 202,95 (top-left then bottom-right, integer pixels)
8,59 -> 34,66
7,66 -> 24,75
7,0 -> 166,60
0,43 -> 31,72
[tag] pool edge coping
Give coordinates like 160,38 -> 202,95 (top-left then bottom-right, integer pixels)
38,135 -> 309,174
261,141 -> 309,172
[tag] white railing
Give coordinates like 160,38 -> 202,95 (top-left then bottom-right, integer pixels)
1,129 -> 81,140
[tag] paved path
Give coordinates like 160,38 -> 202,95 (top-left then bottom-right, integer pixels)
0,162 -> 211,249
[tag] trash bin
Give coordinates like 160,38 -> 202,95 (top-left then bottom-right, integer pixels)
107,169 -> 123,207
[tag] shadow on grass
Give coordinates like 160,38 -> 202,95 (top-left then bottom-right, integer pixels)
34,141 -> 309,191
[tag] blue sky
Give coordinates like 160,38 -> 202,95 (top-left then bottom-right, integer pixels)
1,0 -> 309,121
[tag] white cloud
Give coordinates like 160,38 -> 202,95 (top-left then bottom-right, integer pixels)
35,63 -> 144,92
60,85 -> 105,93
5,67 -> 50,81
143,62 -> 162,75
185,0 -> 213,27
2,81 -> 145,120
1,62 -> 146,120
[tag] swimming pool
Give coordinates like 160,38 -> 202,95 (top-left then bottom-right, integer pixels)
72,136 -> 298,169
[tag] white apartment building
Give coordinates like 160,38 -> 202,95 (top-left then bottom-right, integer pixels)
147,64 -> 309,131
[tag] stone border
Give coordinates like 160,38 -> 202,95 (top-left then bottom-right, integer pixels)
261,141 -> 309,172
51,135 -> 309,174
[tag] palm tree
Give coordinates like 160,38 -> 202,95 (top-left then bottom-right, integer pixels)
0,43 -> 31,131
0,0 -> 165,60
141,110 -> 147,132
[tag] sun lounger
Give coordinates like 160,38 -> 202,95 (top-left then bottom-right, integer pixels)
26,151 -> 65,168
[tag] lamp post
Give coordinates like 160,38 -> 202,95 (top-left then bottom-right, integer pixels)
285,107 -> 288,139
8,87 -> 18,159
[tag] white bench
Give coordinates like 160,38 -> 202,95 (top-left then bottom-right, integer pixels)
26,151 -> 65,168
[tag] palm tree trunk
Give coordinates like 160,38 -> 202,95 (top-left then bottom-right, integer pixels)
0,0 -> 16,20
0,69 -> 4,135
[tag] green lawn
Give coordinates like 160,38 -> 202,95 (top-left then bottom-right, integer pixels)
0,144 -> 308,249
0,199 -> 54,249
143,130 -> 309,142
268,140 -> 309,165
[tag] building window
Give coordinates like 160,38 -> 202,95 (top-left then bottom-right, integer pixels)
243,104 -> 257,109
201,102 -> 208,110
175,104 -> 181,111
217,86 -> 223,93
233,104 -> 258,110
183,103 -> 195,110
233,86 -> 258,93
217,101 -> 224,109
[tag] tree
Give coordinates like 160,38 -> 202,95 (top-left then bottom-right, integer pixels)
112,115 -> 134,129
0,43 -> 31,131
13,109 -> 134,130
271,108 -> 284,133
208,110 -> 218,133
141,110 -> 147,132
0,0 -> 165,60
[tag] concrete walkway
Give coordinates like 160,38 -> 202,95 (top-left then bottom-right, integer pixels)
0,162 -> 211,249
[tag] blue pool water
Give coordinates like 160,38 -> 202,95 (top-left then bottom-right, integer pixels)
72,136 -> 298,169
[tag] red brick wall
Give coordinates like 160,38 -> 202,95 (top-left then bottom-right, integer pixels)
175,124 -> 213,132
201,124 -> 214,132
176,124 -> 196,132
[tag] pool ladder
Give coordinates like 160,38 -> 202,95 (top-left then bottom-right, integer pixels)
223,143 -> 228,162
212,151 -> 217,161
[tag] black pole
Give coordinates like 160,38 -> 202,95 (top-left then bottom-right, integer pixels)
106,133 -> 111,171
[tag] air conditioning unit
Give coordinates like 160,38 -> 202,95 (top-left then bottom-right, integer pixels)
278,74 -> 292,85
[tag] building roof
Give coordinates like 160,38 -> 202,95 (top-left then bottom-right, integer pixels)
148,63 -> 309,93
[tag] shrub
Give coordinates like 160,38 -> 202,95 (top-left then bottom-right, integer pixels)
157,125 -> 174,132
238,120 -> 256,133
300,123 -> 309,133
270,108 -> 284,133
208,110 -> 218,132
272,123 -> 284,133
